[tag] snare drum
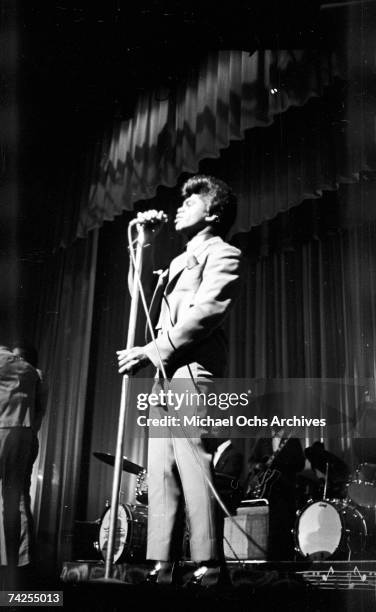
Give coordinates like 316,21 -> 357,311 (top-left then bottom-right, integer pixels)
347,463 -> 376,508
99,503 -> 147,563
294,499 -> 367,561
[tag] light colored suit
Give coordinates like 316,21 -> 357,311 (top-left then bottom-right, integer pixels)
144,234 -> 243,562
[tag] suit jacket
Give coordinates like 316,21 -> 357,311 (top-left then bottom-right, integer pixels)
144,235 -> 243,379
214,443 -> 244,514
0,346 -> 45,431
214,443 -> 243,479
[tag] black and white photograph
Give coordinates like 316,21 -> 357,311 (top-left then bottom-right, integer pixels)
1,1 -> 376,610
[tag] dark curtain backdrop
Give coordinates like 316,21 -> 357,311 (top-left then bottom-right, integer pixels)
76,49 -> 345,239
202,95 -> 375,232
228,216 -> 376,473
18,231 -> 98,573
74,2 -> 376,241
77,214 -> 153,523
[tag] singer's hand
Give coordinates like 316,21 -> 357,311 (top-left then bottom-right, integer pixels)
135,210 -> 167,243
117,347 -> 151,374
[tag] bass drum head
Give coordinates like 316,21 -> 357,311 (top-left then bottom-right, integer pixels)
99,504 -> 129,563
99,504 -> 148,563
295,501 -> 342,560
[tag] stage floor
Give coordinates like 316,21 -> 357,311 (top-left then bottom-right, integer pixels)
60,559 -> 376,611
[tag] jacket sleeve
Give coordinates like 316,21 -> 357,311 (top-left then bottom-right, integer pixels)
144,244 -> 243,371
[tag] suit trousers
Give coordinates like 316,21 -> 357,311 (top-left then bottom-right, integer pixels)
146,377 -> 219,562
147,433 -> 218,562
0,427 -> 34,568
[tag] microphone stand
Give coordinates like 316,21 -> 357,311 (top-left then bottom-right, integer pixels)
104,223 -> 145,580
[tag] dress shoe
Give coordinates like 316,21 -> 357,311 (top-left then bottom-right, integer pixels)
145,561 -> 176,585
184,562 -> 229,588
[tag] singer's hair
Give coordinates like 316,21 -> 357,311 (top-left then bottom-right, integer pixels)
181,175 -> 237,236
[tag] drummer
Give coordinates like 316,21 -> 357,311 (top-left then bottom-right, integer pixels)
300,441 -> 349,501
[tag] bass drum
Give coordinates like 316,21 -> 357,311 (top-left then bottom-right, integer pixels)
294,499 -> 367,561
99,504 -> 147,563
347,463 -> 376,508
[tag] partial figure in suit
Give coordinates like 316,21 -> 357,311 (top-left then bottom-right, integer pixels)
246,429 -> 305,560
213,439 -> 243,479
0,344 -> 46,588
208,438 -> 244,514
12,344 -> 48,570
118,175 -> 243,584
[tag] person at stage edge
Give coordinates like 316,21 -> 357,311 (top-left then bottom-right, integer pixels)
117,175 -> 243,585
0,343 -> 47,589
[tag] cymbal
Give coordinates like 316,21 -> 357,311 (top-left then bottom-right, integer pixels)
93,452 -> 144,475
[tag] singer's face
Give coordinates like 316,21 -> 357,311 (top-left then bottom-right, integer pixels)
174,193 -> 211,237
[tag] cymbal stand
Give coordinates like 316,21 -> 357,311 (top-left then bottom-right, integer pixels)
323,461 -> 329,500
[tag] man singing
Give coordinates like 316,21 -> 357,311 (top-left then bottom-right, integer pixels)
117,175 -> 243,585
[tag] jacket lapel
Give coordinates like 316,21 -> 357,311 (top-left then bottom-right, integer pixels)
145,235 -> 224,341
166,252 -> 187,289
215,443 -> 232,472
165,236 -> 223,293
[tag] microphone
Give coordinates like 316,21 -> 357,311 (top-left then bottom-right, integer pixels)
130,210 -> 168,228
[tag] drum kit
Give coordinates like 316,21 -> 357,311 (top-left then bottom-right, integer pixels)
92,452 -> 149,562
86,452 -> 376,564
294,462 -> 376,561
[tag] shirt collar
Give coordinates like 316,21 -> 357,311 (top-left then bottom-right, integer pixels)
213,439 -> 232,466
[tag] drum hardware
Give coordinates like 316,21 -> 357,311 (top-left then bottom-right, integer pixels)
73,519 -> 102,561
93,451 -> 144,476
294,498 -> 367,561
135,469 -> 148,505
347,463 -> 376,509
323,461 -> 329,501
99,503 -> 148,563
134,470 -> 243,506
